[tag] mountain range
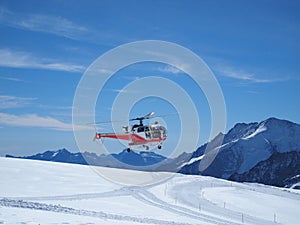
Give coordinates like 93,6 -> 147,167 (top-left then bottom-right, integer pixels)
6,148 -> 167,170
6,117 -> 300,189
179,117 -> 300,189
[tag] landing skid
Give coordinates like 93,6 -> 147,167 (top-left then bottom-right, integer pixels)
126,145 -> 162,153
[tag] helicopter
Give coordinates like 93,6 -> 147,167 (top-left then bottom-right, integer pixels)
93,112 -> 168,152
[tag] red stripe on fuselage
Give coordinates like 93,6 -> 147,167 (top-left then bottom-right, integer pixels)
95,133 -> 166,146
97,133 -> 132,141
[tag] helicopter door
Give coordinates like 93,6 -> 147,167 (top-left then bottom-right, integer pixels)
136,126 -> 150,139
144,126 -> 150,138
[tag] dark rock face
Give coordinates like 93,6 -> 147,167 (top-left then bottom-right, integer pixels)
230,151 -> 300,187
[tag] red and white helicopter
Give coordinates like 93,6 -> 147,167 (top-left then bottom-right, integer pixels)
93,112 -> 167,152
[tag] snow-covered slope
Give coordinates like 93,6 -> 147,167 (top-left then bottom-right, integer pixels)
180,118 -> 300,187
1,157 -> 299,225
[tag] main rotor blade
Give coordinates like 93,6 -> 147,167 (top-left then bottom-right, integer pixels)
143,111 -> 156,119
129,111 -> 156,121
86,119 -> 127,125
153,112 -> 179,118
88,112 -> 178,125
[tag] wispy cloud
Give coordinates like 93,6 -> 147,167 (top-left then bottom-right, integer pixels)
158,65 -> 182,74
0,49 -> 85,72
216,66 -> 272,83
205,56 -> 289,83
123,75 -> 141,81
38,104 -> 73,110
0,6 -> 123,45
0,113 -> 74,131
0,7 -> 90,41
0,95 -> 36,109
0,76 -> 24,82
112,89 -> 138,94
212,63 -> 283,83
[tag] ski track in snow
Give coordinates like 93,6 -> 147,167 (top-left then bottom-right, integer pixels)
1,184 -> 277,225
2,186 -> 229,225
10,189 -> 129,201
132,188 -> 237,225
1,184 -> 245,225
168,178 -> 278,225
0,198 -> 191,225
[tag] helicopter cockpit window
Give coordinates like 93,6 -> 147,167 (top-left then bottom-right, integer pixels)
160,126 -> 167,137
137,126 -> 145,133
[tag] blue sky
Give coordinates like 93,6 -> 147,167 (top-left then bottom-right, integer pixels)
0,0 -> 299,156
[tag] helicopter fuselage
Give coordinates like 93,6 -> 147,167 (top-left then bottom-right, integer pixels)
94,123 -> 167,150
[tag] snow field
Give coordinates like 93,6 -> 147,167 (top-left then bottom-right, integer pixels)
1,157 -> 299,224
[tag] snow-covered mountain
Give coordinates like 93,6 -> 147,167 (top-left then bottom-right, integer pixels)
7,148 -> 88,164
179,117 -> 300,188
6,148 -> 166,169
